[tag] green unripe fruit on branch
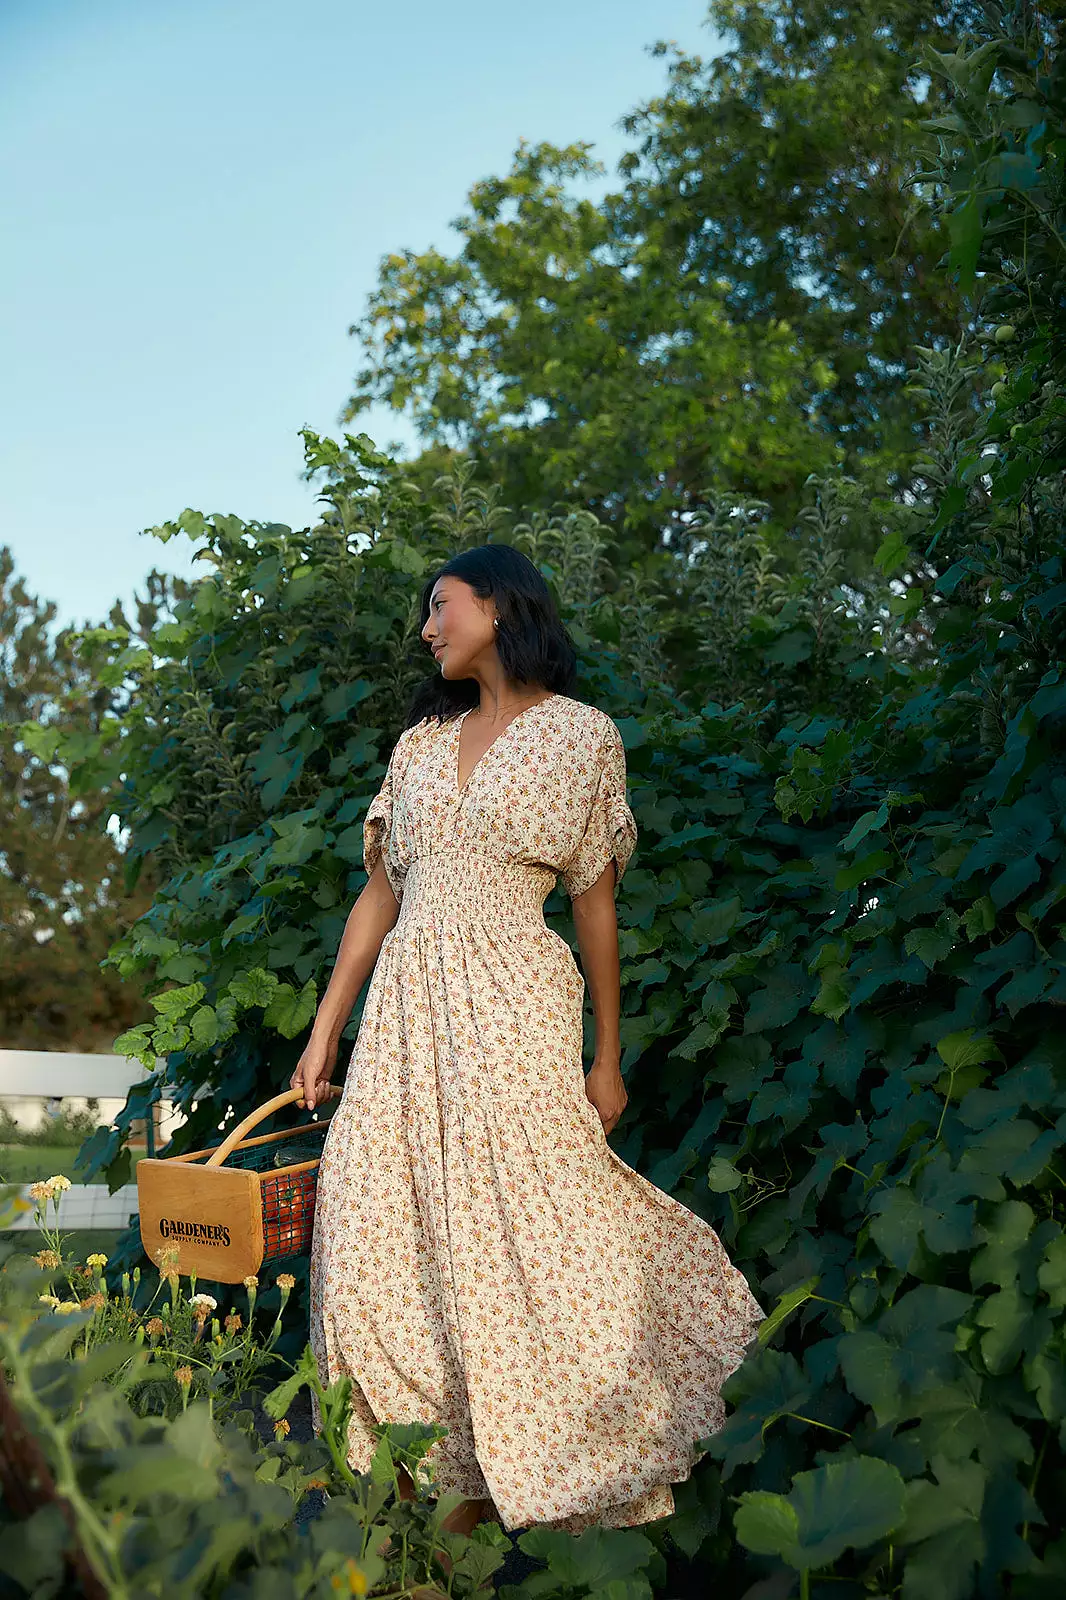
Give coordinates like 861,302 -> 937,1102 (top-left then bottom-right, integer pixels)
994,324 -> 1016,343
1010,424 -> 1024,438
991,382 -> 1007,400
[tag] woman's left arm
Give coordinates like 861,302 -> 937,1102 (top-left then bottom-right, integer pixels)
572,860 -> 629,1135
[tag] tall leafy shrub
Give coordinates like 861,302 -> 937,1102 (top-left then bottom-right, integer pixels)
37,439 -> 890,1216
603,9 -> 1066,1594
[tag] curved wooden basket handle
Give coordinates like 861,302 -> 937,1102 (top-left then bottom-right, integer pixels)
205,1085 -> 341,1169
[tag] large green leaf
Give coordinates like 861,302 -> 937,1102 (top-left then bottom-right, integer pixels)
516,1525 -> 655,1593
839,1285 -> 974,1422
262,976 -> 318,1039
229,967 -> 280,1008
321,679 -> 373,722
149,981 -> 206,1020
734,1456 -> 906,1571
743,964 -> 812,1032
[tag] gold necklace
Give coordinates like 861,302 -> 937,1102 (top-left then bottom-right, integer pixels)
469,693 -> 548,726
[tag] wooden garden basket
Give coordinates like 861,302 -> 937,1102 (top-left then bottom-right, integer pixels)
136,1087 -> 340,1284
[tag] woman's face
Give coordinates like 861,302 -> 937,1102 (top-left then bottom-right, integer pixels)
420,576 -> 497,679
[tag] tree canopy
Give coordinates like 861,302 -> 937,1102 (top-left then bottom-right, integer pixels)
344,0 -> 974,563
0,551 -> 165,1049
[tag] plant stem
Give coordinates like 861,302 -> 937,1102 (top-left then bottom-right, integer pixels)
782,1412 -> 852,1438
1023,1426 -> 1050,1542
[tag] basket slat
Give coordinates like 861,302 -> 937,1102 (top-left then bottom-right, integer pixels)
138,1163 -> 264,1282
136,1087 -> 340,1283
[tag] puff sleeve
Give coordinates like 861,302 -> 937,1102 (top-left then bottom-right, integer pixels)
560,721 -> 638,901
363,734 -> 407,901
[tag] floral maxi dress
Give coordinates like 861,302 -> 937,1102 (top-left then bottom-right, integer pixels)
309,693 -> 763,1533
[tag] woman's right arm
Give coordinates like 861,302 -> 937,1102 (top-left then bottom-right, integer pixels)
290,857 -> 400,1109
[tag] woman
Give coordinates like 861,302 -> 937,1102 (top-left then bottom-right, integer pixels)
294,543 -> 763,1537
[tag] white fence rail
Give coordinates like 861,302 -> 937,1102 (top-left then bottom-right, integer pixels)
0,1050 -> 187,1234
5,1185 -> 141,1232
0,1050 -> 159,1100
0,1049 -> 184,1143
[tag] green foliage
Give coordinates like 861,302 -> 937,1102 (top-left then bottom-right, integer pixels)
618,10 -> 1063,1594
1,1187 -> 662,1598
735,1457 -> 907,1574
16,424 -> 898,1233
21,1178 -> 295,1425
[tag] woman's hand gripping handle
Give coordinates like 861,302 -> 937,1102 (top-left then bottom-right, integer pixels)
288,857 -> 400,1110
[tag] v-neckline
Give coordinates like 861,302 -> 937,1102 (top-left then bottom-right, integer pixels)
452,694 -> 557,799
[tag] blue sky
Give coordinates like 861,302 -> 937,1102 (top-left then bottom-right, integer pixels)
1,0 -> 718,634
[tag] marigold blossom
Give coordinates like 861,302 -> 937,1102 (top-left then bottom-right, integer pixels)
155,1244 -> 181,1277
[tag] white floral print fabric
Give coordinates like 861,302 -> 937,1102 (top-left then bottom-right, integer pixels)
309,693 -> 763,1533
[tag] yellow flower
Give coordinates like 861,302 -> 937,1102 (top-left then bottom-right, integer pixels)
276,1273 -> 296,1292
189,1293 -> 217,1321
146,1317 -> 165,1338
80,1293 -> 107,1312
174,1365 -> 194,1388
30,1175 -> 72,1201
273,1417 -> 291,1440
329,1560 -> 367,1595
224,1312 -> 242,1334
33,1250 -> 60,1270
242,1274 -> 259,1288
86,1253 -> 109,1269
154,1245 -> 181,1278
55,1301 -> 81,1315
38,1293 -> 61,1309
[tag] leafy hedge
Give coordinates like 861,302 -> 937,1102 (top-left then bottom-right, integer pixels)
13,5 -> 1066,1596
46,442 -> 895,1205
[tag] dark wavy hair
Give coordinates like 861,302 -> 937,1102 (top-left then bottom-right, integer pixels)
402,544 -> 579,730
